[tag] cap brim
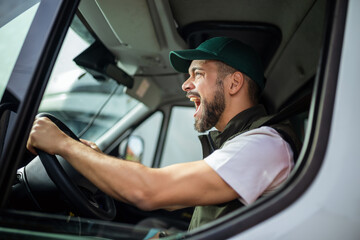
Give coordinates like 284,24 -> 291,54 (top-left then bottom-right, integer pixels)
169,49 -> 218,73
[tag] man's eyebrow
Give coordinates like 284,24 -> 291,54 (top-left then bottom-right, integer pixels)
189,67 -> 204,74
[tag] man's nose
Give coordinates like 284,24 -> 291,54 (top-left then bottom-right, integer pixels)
182,77 -> 195,92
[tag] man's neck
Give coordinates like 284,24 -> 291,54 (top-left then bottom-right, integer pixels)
216,102 -> 255,132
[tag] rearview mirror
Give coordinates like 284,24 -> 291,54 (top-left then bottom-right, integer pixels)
74,41 -> 134,88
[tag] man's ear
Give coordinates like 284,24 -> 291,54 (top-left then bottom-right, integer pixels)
228,72 -> 244,95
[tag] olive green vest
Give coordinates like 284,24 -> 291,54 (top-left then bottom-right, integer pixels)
188,105 -> 301,230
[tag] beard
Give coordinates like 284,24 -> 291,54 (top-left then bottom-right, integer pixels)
195,82 -> 225,133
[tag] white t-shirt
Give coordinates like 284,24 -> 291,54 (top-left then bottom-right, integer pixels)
204,126 -> 294,205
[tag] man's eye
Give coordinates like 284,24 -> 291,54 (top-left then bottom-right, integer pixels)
195,72 -> 203,77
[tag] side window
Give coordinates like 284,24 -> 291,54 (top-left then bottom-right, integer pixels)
122,111 -> 163,167
160,106 -> 202,167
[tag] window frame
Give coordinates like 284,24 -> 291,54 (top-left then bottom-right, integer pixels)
151,103 -> 195,168
0,0 -> 80,208
159,105 -> 203,168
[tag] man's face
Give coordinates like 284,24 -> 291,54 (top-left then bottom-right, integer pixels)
182,60 -> 226,132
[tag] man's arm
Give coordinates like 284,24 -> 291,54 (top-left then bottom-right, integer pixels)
27,117 -> 239,211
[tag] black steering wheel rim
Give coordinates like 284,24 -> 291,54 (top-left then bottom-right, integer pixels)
36,113 -> 116,220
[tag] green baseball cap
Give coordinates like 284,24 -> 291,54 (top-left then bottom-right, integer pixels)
169,37 -> 265,91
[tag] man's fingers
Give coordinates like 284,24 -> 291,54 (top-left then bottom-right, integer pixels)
26,120 -> 39,155
26,140 -> 38,155
80,139 -> 90,145
80,139 -> 102,153
26,117 -> 59,155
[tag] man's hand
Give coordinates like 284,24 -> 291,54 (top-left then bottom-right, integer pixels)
26,117 -> 71,155
80,139 -> 102,153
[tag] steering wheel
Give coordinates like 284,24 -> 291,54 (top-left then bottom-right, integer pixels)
35,113 -> 116,220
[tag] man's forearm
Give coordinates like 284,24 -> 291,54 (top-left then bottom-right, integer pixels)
27,117 -> 197,210
59,137 -> 157,209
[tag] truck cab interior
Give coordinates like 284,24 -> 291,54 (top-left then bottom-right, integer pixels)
0,0 -> 343,239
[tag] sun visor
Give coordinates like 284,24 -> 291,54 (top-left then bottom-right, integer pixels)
126,77 -> 162,110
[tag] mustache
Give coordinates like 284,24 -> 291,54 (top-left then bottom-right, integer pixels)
186,91 -> 200,98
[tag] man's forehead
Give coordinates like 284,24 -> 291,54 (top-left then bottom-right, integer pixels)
188,60 -> 217,72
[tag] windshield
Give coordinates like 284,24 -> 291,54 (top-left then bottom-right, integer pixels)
38,16 -> 139,141
0,1 -> 40,100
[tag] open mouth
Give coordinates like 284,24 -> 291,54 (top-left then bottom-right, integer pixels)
190,97 -> 201,116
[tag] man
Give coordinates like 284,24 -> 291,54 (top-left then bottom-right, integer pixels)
27,37 -> 297,231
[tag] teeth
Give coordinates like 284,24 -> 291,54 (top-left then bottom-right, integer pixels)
190,97 -> 197,102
